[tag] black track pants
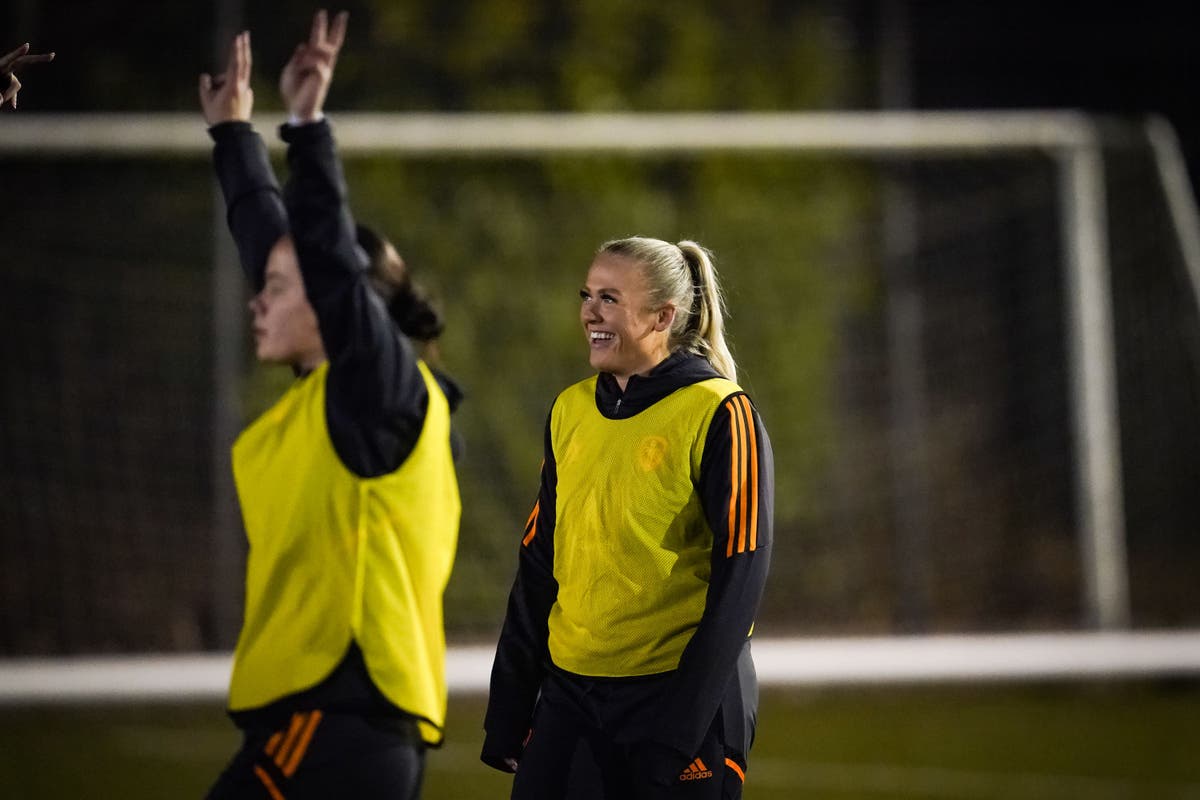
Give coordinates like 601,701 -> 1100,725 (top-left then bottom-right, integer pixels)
511,670 -> 747,800
206,711 -> 425,800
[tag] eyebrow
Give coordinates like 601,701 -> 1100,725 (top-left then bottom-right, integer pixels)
582,286 -> 622,295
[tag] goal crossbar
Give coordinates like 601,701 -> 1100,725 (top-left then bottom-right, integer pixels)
0,110 -> 1110,155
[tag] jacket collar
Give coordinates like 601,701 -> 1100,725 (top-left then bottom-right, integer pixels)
594,350 -> 722,418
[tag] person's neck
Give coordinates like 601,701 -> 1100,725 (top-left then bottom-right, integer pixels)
294,351 -> 328,376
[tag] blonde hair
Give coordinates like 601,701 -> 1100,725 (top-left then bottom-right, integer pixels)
598,236 -> 737,382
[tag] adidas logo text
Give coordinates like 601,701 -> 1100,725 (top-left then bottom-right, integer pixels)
679,758 -> 713,781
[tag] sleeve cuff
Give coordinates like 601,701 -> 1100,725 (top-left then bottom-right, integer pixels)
279,116 -> 331,143
480,730 -> 522,773
286,111 -> 326,127
207,120 -> 253,142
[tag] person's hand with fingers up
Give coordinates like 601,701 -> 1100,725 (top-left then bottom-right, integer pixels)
1,43 -> 55,110
199,30 -> 255,126
280,9 -> 348,124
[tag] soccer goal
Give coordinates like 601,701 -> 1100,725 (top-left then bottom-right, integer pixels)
2,110 -> 1199,697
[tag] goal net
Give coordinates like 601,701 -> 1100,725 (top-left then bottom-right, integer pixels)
1,111 -> 1198,671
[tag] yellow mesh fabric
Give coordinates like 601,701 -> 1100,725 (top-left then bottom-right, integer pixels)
548,375 -> 739,676
229,361 -> 460,745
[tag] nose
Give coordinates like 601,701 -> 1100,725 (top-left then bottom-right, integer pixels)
248,293 -> 265,316
581,297 -> 602,322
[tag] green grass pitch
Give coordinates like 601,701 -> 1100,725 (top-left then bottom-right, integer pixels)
2,682 -> 1198,798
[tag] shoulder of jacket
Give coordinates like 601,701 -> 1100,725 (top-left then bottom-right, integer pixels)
689,376 -> 744,403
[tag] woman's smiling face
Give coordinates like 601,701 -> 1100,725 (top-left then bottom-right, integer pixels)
579,252 -> 674,389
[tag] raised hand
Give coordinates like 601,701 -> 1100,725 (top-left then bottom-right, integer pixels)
199,31 -> 254,126
1,43 -> 56,110
280,9 -> 348,123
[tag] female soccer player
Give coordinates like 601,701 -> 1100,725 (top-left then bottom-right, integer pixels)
199,13 -> 461,799
482,237 -> 773,799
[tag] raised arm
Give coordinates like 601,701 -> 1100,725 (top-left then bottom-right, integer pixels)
199,31 -> 288,290
277,9 -> 359,322
275,10 -> 398,361
277,10 -> 430,475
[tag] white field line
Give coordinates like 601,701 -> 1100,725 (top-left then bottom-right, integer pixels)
1,632 -> 1199,704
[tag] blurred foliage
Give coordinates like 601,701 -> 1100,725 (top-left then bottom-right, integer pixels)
166,1 -> 869,638
6,0 -> 884,649
241,151 -> 873,635
3,1 -> 866,113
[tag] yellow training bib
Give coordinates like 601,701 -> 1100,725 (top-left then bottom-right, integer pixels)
229,361 -> 460,745
548,376 -> 739,677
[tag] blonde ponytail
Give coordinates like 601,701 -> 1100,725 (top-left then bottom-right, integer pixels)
676,241 -> 737,383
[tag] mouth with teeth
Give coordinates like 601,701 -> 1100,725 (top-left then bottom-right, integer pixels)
589,330 -> 615,348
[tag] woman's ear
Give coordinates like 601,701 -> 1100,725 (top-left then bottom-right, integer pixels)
654,304 -> 676,332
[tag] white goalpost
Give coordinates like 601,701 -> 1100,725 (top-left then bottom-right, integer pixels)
3,110 -> 1199,700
